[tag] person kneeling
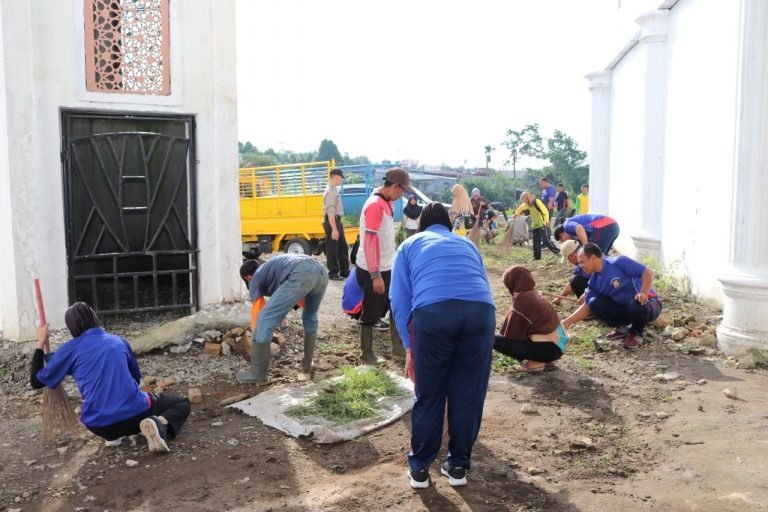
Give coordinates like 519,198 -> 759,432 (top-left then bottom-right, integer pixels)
493,266 -> 569,372
30,302 -> 190,452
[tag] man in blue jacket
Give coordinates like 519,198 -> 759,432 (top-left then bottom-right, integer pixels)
561,243 -> 662,349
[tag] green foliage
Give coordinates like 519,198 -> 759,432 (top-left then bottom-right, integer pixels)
502,123 -> 545,163
286,366 -> 408,425
500,125 -> 589,197
459,170 -> 523,206
238,140 -> 371,167
318,139 -> 343,163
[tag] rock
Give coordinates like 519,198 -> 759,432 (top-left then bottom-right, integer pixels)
220,393 -> 249,406
233,336 -> 252,359
637,412 -> 653,419
170,342 -> 192,354
527,467 -> 544,475
221,341 -> 232,356
204,341 -> 222,357
688,346 -> 706,355
125,459 -> 139,467
699,334 -> 717,347
697,379 -> 708,385
129,306 -> 249,353
656,411 -> 671,419
143,376 -> 158,386
193,337 -> 206,344
651,313 -> 671,328
663,325 -> 675,337
187,387 -> 202,404
211,421 -> 224,427
227,438 -> 240,446
200,329 -> 224,340
723,388 -> 738,400
689,329 -> 703,338
569,437 -> 594,449
662,372 -> 680,382
24,459 -> 38,466
520,404 -> 539,415
232,327 -> 246,337
671,328 -> 689,342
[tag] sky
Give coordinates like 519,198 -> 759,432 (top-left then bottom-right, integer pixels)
236,1 -> 640,169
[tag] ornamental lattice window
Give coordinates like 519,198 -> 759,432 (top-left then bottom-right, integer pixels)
84,0 -> 171,95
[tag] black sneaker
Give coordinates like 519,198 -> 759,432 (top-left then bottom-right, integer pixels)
440,461 -> 467,486
408,467 -> 430,489
373,319 -> 389,331
329,274 -> 344,281
139,416 -> 170,453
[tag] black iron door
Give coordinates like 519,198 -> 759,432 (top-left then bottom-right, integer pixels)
61,110 -> 197,314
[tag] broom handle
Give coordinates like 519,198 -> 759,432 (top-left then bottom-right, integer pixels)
34,278 -> 47,325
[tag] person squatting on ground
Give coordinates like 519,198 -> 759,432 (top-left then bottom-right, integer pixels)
238,254 -> 329,384
30,302 -> 191,453
554,213 -> 620,255
355,168 -> 410,365
402,195 -> 423,238
390,202 -> 496,489
322,168 -> 350,281
493,266 -> 570,372
562,243 -> 662,349
552,239 -> 589,304
514,192 -> 560,259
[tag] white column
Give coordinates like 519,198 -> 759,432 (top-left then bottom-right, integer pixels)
631,9 -> 670,261
0,1 -> 43,341
585,71 -> 612,215
717,0 -> 768,355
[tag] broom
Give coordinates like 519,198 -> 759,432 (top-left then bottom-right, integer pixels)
35,279 -> 78,442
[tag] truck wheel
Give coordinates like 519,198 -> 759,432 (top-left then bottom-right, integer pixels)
284,237 -> 311,254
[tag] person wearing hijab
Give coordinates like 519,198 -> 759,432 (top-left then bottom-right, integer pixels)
30,302 -> 191,452
402,196 -> 423,237
449,184 -> 472,231
390,202 -> 495,489
494,266 -> 569,372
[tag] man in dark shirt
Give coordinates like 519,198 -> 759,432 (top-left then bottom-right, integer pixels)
554,183 -> 570,226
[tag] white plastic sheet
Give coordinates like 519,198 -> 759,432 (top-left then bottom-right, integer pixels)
228,370 -> 414,443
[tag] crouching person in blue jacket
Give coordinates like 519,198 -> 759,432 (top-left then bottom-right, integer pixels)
30,302 -> 191,453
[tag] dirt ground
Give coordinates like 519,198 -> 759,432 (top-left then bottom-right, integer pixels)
2,244 -> 768,512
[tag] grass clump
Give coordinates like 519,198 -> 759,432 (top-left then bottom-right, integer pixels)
287,366 -> 408,425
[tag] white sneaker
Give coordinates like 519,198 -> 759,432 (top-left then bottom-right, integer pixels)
104,436 -> 124,447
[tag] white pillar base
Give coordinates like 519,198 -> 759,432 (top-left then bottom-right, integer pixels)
630,233 -> 661,262
717,271 -> 768,355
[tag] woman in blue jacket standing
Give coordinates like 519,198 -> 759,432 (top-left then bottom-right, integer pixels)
30,302 -> 190,453
390,202 -> 496,489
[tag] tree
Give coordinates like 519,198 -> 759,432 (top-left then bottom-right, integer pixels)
317,139 -> 343,164
239,141 -> 255,153
545,129 -> 588,193
484,145 -> 494,169
502,124 -> 545,165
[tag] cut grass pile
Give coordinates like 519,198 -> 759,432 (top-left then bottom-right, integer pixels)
287,366 -> 409,425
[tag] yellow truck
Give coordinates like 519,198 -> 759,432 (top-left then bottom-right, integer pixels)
239,160 -> 358,256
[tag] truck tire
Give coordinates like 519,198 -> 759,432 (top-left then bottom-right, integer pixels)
284,237 -> 311,255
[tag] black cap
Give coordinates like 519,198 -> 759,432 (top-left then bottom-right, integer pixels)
330,168 -> 344,178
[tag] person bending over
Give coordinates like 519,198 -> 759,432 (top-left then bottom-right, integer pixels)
562,243 -> 662,349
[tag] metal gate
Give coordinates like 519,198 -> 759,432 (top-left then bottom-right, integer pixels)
61,111 -> 198,314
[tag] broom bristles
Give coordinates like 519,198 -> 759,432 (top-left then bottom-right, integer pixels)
41,385 -> 78,442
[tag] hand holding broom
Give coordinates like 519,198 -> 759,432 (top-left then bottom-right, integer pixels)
34,278 -> 78,442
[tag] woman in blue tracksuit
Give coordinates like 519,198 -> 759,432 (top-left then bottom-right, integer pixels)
390,202 -> 495,490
